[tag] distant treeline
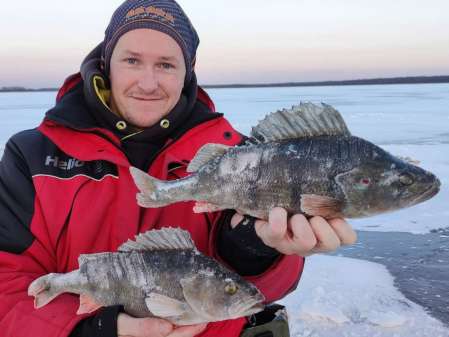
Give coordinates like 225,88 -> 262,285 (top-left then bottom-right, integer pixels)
202,75 -> 449,89
2,75 -> 449,92
0,86 -> 57,92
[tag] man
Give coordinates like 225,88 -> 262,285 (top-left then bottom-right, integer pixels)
0,1 -> 356,337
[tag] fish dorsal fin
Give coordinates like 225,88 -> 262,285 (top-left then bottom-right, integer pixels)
250,102 -> 351,143
118,227 -> 195,252
187,143 -> 232,173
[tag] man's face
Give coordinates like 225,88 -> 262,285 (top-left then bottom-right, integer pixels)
109,29 -> 187,128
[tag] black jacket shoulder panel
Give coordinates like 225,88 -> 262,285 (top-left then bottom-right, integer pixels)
0,128 -> 119,254
0,130 -> 37,254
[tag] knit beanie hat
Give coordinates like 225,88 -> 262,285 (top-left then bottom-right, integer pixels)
102,0 -> 199,83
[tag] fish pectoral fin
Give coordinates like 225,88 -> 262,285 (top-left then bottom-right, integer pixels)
77,294 -> 103,315
193,201 -> 227,213
300,194 -> 344,218
187,143 -> 232,173
145,293 -> 190,318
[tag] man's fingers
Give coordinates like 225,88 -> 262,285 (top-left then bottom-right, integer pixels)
268,207 -> 288,239
328,218 -> 357,245
117,313 -> 173,337
289,214 -> 317,252
255,207 -> 287,247
168,324 -> 208,337
273,214 -> 321,256
309,216 -> 341,252
253,209 -> 355,256
117,313 -> 206,337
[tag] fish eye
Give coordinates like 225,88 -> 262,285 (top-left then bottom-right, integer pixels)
359,178 -> 371,186
399,173 -> 414,186
224,281 -> 238,295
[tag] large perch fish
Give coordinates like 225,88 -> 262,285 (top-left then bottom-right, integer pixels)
28,228 -> 264,325
131,103 -> 440,219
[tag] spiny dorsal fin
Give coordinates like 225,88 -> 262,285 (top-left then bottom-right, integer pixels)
118,227 -> 196,252
250,102 -> 351,143
187,143 -> 232,173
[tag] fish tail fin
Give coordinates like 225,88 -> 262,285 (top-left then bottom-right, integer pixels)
130,166 -> 196,208
28,273 -> 64,309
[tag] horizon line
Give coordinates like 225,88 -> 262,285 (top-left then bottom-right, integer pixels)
1,75 -> 449,92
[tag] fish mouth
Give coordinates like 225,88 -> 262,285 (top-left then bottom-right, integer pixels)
250,302 -> 265,313
410,179 -> 441,205
230,295 -> 265,318
240,301 -> 265,316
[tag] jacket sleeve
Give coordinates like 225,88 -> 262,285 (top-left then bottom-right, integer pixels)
69,306 -> 121,337
210,211 -> 304,303
0,135 -> 88,337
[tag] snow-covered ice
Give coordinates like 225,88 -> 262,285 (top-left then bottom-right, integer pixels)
280,255 -> 449,337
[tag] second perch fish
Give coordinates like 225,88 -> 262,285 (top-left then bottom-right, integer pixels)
28,228 -> 264,325
131,102 -> 440,219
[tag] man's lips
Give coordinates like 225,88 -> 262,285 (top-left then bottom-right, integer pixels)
131,96 -> 164,101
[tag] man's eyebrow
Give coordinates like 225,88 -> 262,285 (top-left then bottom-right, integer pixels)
122,50 -> 141,56
160,56 -> 178,62
120,51 -> 179,62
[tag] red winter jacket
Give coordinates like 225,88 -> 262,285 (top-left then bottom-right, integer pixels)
0,75 -> 304,337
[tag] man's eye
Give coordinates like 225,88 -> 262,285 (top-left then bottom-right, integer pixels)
125,58 -> 138,65
159,62 -> 174,70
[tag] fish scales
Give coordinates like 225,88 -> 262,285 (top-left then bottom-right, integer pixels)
195,137 -> 360,214
196,146 -> 264,207
81,249 -> 197,315
158,138 -> 397,217
79,252 -> 150,314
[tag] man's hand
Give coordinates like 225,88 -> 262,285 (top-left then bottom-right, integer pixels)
231,208 -> 357,256
117,313 -> 207,337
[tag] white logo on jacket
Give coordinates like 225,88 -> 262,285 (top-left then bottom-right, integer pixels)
45,156 -> 84,170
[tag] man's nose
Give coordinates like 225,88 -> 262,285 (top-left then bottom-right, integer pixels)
137,66 -> 159,92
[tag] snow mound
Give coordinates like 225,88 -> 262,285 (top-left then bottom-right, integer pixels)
279,255 -> 449,337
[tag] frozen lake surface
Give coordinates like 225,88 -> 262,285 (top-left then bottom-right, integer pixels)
1,83 -> 448,335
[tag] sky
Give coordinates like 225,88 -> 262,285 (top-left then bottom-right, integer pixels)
1,0 -> 449,88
